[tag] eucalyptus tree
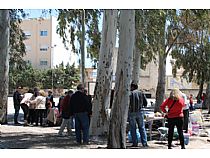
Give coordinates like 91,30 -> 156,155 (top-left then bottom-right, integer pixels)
132,10 -> 176,112
1,9 -> 27,123
132,10 -> 158,85
90,10 -> 118,136
0,10 -> 10,124
131,10 -> 143,84
107,9 -> 135,149
9,9 -> 27,91
56,9 -> 101,85
171,10 -> 210,109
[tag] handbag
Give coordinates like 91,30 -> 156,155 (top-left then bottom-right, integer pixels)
165,100 -> 176,119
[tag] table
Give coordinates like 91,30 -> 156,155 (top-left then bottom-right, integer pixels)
145,117 -> 165,141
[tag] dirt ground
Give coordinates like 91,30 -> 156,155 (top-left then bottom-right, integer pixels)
1,111 -> 210,149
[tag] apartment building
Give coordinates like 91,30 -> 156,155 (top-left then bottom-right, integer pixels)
21,16 -> 77,69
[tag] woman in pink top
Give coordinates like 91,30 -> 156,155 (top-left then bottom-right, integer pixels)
160,89 -> 185,149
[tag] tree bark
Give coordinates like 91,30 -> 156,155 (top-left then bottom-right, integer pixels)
132,41 -> 141,85
197,73 -> 204,104
0,10 -> 10,124
107,10 -> 135,148
155,52 -> 166,112
205,83 -> 210,113
90,10 -> 118,136
155,13 -> 167,113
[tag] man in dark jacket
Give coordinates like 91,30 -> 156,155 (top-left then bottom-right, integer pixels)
69,84 -> 92,145
13,86 -> 22,124
128,83 -> 148,147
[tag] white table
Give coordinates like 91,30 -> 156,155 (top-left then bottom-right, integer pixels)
145,117 -> 165,141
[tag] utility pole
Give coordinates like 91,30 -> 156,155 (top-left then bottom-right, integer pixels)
81,9 -> 86,87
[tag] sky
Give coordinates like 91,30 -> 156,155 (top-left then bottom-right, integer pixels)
2,0 -> 210,9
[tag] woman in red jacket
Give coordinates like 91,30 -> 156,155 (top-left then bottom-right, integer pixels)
160,89 -> 185,149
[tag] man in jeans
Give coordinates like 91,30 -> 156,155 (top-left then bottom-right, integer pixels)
69,84 -> 92,145
13,86 -> 22,124
128,83 -> 148,147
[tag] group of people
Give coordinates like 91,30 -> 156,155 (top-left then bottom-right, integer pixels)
13,86 -> 55,126
128,82 -> 196,149
13,82 -> 198,148
57,84 -> 92,145
13,84 -> 92,145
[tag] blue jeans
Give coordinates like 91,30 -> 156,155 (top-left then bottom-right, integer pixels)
70,116 -> 75,129
74,112 -> 90,143
128,111 -> 147,146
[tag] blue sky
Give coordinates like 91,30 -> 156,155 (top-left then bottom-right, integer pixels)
24,9 -> 58,19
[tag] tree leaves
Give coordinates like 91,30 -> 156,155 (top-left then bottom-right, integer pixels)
56,9 -> 102,60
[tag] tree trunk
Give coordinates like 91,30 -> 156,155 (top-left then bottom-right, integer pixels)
132,41 -> 141,85
90,10 -> 118,136
0,10 -> 10,124
107,10 -> 135,148
155,52 -> 166,112
197,73 -> 204,104
81,9 -> 86,86
205,83 -> 210,113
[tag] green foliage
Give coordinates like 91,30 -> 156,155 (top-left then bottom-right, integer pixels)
9,62 -> 80,91
135,9 -> 179,69
171,10 -> 210,86
56,9 -> 102,60
9,9 -> 27,71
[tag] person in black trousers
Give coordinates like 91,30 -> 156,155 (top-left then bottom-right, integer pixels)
180,91 -> 189,133
160,89 -> 185,149
13,86 -> 22,124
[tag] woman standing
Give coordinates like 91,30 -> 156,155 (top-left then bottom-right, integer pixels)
29,90 -> 46,126
160,89 -> 185,149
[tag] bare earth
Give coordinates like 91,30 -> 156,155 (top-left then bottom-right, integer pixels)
1,98 -> 210,149
1,120 -> 210,149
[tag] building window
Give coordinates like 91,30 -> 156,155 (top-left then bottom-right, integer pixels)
25,45 -> 31,51
24,31 -> 31,38
40,60 -> 48,66
40,30 -> 48,36
26,60 -> 32,65
91,71 -> 97,78
40,45 -> 48,51
40,48 -> 48,51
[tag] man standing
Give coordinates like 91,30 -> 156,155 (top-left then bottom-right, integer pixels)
13,86 -> 22,124
128,83 -> 148,147
69,84 -> 92,145
58,90 -> 74,136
